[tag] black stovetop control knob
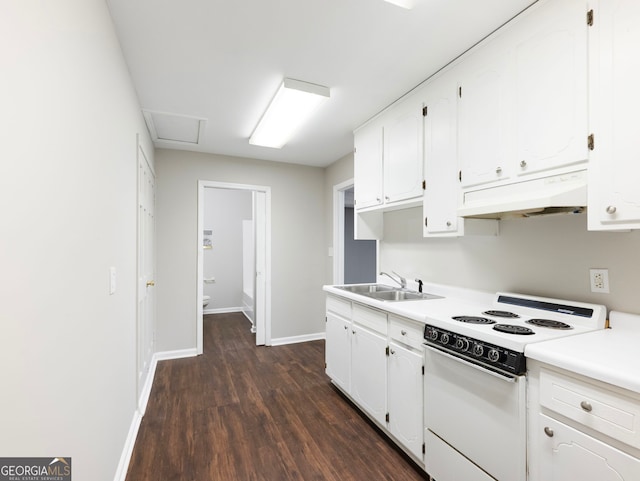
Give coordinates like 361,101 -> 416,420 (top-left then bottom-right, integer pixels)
472,343 -> 484,357
488,348 -> 500,362
440,333 -> 450,345
427,328 -> 438,341
455,337 -> 469,351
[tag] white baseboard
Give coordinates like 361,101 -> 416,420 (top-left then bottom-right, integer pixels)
270,332 -> 325,346
203,306 -> 243,315
113,347 -> 197,481
113,409 -> 143,481
154,348 -> 198,362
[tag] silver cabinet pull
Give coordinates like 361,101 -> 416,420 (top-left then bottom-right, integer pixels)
390,349 -> 395,355
496,166 -> 502,174
580,401 -> 593,412
401,330 -> 407,336
343,325 -> 348,330
520,160 -> 527,168
352,330 -> 356,335
606,205 -> 617,214
544,427 -> 554,437
446,221 -> 452,227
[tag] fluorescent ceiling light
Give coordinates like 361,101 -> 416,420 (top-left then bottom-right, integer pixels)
384,0 -> 414,9
249,78 -> 330,149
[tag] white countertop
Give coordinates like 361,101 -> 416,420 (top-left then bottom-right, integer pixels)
525,311 -> 640,395
323,282 -> 493,325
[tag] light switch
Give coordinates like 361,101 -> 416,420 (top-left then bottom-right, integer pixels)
109,267 -> 116,295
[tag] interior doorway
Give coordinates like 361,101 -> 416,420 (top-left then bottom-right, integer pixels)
333,180 -> 377,285
197,181 -> 271,352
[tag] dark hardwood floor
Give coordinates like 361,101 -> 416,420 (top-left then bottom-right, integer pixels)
126,313 -> 430,481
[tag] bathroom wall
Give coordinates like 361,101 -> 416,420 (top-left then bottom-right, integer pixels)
0,1 -> 152,480
203,188 -> 253,312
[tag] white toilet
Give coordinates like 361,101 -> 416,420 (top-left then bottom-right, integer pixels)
203,295 -> 210,308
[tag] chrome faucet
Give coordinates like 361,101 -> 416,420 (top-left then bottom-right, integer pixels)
379,271 -> 407,289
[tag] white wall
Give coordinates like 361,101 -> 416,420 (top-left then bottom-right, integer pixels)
203,188 -> 252,311
380,207 -> 640,314
155,149 -> 326,350
0,1 -> 152,480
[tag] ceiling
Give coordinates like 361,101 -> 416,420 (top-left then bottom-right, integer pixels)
106,0 -> 536,168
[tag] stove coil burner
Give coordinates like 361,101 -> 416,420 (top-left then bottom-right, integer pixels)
493,324 -> 535,335
452,316 -> 496,325
483,310 -> 520,318
526,318 -> 573,330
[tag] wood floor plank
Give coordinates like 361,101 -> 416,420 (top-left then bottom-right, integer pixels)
126,313 -> 430,481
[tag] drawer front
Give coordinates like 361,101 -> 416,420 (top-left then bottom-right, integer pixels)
540,369 -> 640,449
389,315 -> 424,350
353,303 -> 387,335
326,295 -> 351,319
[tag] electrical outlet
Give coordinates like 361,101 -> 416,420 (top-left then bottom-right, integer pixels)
589,268 -> 610,293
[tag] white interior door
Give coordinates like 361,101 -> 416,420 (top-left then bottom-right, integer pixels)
136,138 -> 155,410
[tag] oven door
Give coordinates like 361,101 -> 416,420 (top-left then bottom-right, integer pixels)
423,345 -> 527,481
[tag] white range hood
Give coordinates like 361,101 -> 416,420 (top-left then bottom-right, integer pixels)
458,170 -> 587,219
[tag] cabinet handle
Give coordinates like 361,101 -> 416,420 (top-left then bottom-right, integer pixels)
376,197 -> 381,203
496,167 -> 502,175
606,205 -> 617,214
580,401 -> 593,412
401,330 -> 407,336
385,196 -> 390,201
352,330 -> 356,335
520,160 -> 527,168
390,349 -> 395,355
446,221 -> 452,227
343,325 -> 348,330
544,427 -> 554,438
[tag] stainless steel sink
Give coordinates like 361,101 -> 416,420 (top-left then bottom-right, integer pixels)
335,284 -> 443,302
368,290 -> 443,301
335,284 -> 396,294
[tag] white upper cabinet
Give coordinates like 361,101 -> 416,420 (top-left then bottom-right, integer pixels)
588,0 -> 640,230
422,72 -> 461,235
354,96 -> 424,214
457,38 -> 512,189
354,119 -> 384,210
512,0 -> 589,177
383,95 -> 424,204
458,0 -> 589,190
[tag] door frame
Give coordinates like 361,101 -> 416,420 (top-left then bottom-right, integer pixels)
332,179 -> 353,284
197,180 -> 272,352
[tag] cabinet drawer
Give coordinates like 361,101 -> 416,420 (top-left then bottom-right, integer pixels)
540,369 -> 640,449
326,295 -> 351,319
353,303 -> 387,335
389,315 -> 424,350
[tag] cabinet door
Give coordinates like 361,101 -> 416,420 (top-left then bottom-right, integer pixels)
588,0 -> 640,230
457,40 -> 512,188
354,120 -> 383,209
423,74 -> 460,235
537,414 -> 640,481
351,323 -> 387,425
383,98 -> 424,203
325,313 -> 351,393
388,341 -> 423,460
513,0 -> 588,177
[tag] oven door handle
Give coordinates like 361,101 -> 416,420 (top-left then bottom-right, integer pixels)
424,344 -> 519,383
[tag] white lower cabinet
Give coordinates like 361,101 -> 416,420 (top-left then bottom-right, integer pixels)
528,362 -> 640,481
324,295 -> 426,467
351,323 -> 387,425
388,340 -> 423,460
325,312 -> 351,393
537,414 -> 640,481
